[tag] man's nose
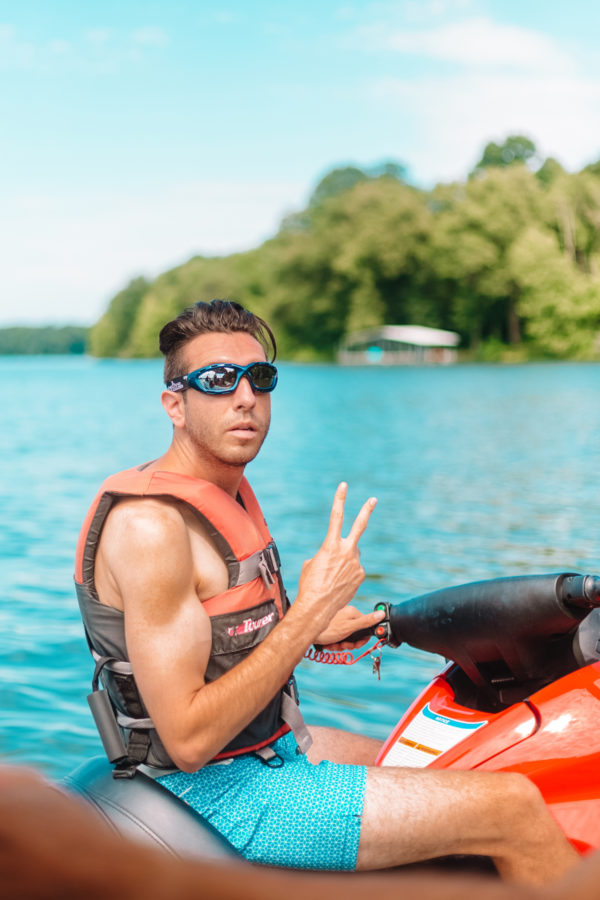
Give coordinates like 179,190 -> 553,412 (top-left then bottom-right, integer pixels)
232,373 -> 257,406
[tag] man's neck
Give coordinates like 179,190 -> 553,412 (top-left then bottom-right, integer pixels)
151,444 -> 245,498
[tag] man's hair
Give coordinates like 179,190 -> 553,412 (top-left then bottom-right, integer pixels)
159,299 -> 277,383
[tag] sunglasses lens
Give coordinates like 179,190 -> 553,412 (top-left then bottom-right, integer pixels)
197,366 -> 239,392
249,363 -> 277,391
187,363 -> 277,393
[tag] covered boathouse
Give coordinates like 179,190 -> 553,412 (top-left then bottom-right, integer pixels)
338,325 -> 460,365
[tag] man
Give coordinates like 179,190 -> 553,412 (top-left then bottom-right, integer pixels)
75,300 -> 577,882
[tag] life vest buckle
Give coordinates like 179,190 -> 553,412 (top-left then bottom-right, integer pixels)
258,556 -> 275,588
258,543 -> 279,588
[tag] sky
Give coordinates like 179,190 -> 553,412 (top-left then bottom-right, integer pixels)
2,0 -> 600,326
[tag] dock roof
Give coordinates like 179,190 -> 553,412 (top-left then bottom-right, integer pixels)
342,325 -> 460,349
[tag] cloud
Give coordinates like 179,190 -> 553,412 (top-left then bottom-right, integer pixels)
213,11 -> 243,25
371,70 -> 600,183
354,15 -> 573,73
402,0 -> 475,19
47,39 -> 71,55
0,24 -> 168,73
386,17 -> 573,71
86,28 -> 112,45
0,23 -> 36,68
352,11 -> 598,182
0,179 -> 307,325
131,26 -> 169,47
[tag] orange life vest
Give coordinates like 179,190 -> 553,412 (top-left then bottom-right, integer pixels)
75,463 -> 307,773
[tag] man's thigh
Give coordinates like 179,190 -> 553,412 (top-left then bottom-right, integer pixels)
355,765 -> 557,875
307,724 -> 382,766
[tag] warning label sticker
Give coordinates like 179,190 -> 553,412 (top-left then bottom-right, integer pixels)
381,704 -> 488,768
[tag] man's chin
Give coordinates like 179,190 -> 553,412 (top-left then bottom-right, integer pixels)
217,444 -> 263,468
188,429 -> 267,469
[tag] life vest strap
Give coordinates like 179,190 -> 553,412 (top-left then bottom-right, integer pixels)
236,541 -> 281,589
91,649 -> 133,682
117,713 -> 154,729
281,683 -> 313,755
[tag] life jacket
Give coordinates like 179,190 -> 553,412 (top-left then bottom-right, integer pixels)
74,462 -> 311,777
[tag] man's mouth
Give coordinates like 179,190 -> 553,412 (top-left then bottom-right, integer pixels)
228,422 -> 257,434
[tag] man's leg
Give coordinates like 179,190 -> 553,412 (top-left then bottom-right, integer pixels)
307,725 -> 382,766
308,725 -> 578,885
5,764 -> 600,900
356,766 -> 578,885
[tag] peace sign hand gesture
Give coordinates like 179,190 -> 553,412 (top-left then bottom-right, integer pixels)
296,483 -> 377,642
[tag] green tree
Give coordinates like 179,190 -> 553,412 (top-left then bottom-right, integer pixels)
89,277 -> 150,357
0,326 -> 88,354
546,172 -> 600,272
270,178 -> 433,357
308,166 -> 369,208
472,135 -> 538,174
536,157 -> 564,187
125,251 -> 275,357
509,226 -> 600,357
427,166 -> 545,347
308,160 -> 407,209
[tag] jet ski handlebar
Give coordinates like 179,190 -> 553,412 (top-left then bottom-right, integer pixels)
382,572 -> 600,688
340,573 -> 600,692
559,573 -> 600,609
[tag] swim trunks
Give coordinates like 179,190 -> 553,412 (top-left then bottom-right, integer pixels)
156,731 -> 367,870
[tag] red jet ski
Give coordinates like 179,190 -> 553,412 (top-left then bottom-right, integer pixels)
373,572 -> 600,855
65,571 -> 600,861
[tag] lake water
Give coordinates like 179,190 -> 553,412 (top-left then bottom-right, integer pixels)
2,356 -> 600,780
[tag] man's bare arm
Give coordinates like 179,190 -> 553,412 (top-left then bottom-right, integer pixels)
102,483 -> 376,771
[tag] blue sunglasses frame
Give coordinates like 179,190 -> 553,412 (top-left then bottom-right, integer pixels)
166,361 -> 278,395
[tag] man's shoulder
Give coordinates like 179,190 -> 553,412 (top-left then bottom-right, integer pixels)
102,496 -> 189,552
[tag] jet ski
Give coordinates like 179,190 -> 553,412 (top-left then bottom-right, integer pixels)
64,571 -> 600,861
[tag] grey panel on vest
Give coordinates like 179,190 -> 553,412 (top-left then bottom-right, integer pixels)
64,757 -> 240,861
76,581 -> 128,661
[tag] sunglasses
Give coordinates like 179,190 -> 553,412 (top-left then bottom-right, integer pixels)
166,361 -> 278,395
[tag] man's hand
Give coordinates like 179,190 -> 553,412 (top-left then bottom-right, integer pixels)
295,483 -> 377,638
314,604 -> 385,650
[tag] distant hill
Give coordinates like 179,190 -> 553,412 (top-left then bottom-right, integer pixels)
0,325 -> 88,355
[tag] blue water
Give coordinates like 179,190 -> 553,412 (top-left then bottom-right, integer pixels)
2,356 -> 600,779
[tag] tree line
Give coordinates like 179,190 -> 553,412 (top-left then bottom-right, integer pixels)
86,135 -> 600,361
0,325 -> 88,355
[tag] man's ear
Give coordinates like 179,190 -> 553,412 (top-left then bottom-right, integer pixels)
161,390 -> 186,428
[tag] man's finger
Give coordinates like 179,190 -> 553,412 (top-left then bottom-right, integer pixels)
342,608 -> 385,638
325,482 -> 347,544
346,496 -> 377,547
365,607 -> 386,626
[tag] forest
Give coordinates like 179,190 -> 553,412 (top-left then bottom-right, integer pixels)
0,326 -> 88,355
85,135 -> 600,362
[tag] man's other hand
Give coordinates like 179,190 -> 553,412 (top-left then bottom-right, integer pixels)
314,604 -> 385,650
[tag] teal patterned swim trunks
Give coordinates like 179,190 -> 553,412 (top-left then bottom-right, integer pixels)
156,732 -> 367,870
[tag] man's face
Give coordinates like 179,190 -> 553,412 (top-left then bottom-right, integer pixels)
177,331 -> 272,469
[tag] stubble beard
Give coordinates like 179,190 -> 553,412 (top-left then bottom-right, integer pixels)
185,415 -> 270,471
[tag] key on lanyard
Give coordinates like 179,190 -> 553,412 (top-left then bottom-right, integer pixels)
371,652 -> 382,680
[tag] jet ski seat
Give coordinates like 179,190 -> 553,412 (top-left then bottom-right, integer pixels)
64,757 -> 240,861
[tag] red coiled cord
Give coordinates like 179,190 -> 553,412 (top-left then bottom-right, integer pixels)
304,638 -> 386,666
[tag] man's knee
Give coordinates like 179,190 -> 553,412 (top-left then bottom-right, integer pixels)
492,772 -> 548,828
